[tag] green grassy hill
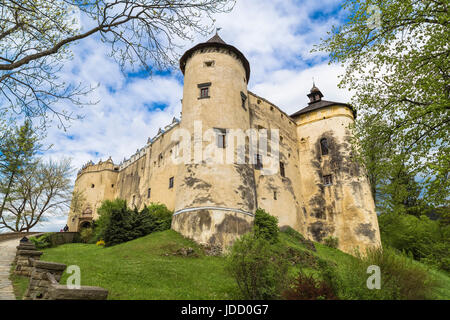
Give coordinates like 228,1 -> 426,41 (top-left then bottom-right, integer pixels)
34,229 -> 449,300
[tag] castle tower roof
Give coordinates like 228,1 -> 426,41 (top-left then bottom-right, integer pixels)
290,85 -> 356,118
179,33 -> 251,81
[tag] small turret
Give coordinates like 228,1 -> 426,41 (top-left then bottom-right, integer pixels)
307,82 -> 324,104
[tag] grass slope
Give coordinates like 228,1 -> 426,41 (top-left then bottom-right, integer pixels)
37,229 -> 450,300
40,230 -> 238,300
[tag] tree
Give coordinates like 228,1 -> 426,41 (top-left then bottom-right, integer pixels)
0,120 -> 41,222
0,158 -> 73,232
316,0 -> 449,208
0,0 -> 235,128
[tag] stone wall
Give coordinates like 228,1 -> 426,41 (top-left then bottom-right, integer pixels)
0,232 -> 43,242
14,239 -> 108,300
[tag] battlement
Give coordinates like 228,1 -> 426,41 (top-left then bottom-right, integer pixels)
118,117 -> 180,171
76,157 -> 118,178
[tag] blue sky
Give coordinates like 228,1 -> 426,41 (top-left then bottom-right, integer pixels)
32,0 -> 352,232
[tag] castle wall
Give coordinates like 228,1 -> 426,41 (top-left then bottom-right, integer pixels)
294,105 -> 381,254
114,128 -> 179,211
247,92 -> 307,234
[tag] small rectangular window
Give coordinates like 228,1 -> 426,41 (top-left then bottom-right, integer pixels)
255,154 -> 263,170
323,174 -> 333,186
320,138 -> 329,155
198,82 -> 211,99
147,188 -> 151,199
280,162 -> 285,177
200,87 -> 209,98
274,191 -> 277,200
215,128 -> 226,148
169,177 -> 174,189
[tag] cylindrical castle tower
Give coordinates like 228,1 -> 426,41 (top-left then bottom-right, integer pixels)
293,85 -> 381,254
171,34 -> 257,248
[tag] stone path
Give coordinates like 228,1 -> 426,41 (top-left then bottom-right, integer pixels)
0,238 -> 20,300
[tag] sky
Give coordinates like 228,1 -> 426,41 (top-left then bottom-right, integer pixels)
30,0 -> 352,232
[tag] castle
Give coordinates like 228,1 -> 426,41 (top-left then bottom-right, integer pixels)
67,34 -> 381,254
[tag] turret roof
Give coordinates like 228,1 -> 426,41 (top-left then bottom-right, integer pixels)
179,33 -> 251,81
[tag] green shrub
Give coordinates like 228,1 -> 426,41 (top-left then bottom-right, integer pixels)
323,236 -> 339,249
93,199 -> 127,242
29,234 -> 52,249
80,228 -> 94,243
254,208 -> 279,244
98,199 -> 173,246
379,212 -> 450,271
226,233 -> 289,300
325,246 -> 436,300
147,203 -> 173,231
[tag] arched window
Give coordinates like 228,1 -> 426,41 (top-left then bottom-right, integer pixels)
320,138 -> 329,155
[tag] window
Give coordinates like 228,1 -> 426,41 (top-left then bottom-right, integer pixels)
200,87 -> 209,98
255,154 -> 263,170
274,191 -> 277,200
198,82 -> 211,99
132,195 -> 136,206
91,184 -> 95,188
323,174 -> 333,186
169,177 -> 174,189
147,188 -> 151,199
240,92 -> 247,110
320,138 -> 329,155
204,60 -> 214,67
280,162 -> 285,177
215,128 -> 226,148
111,184 -> 114,188
158,153 -> 163,166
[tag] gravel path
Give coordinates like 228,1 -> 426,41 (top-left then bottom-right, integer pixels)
0,238 -> 20,300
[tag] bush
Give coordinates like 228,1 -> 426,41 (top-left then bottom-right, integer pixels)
80,228 -> 94,243
226,233 -> 289,300
323,236 -> 339,249
282,271 -> 338,300
93,199 -> 127,242
29,234 -> 52,249
254,208 -> 279,244
146,203 -> 173,231
379,212 -> 450,272
98,199 -> 173,246
325,246 -> 436,300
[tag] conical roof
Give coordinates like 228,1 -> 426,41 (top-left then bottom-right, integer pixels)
206,33 -> 227,44
180,34 -> 250,81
